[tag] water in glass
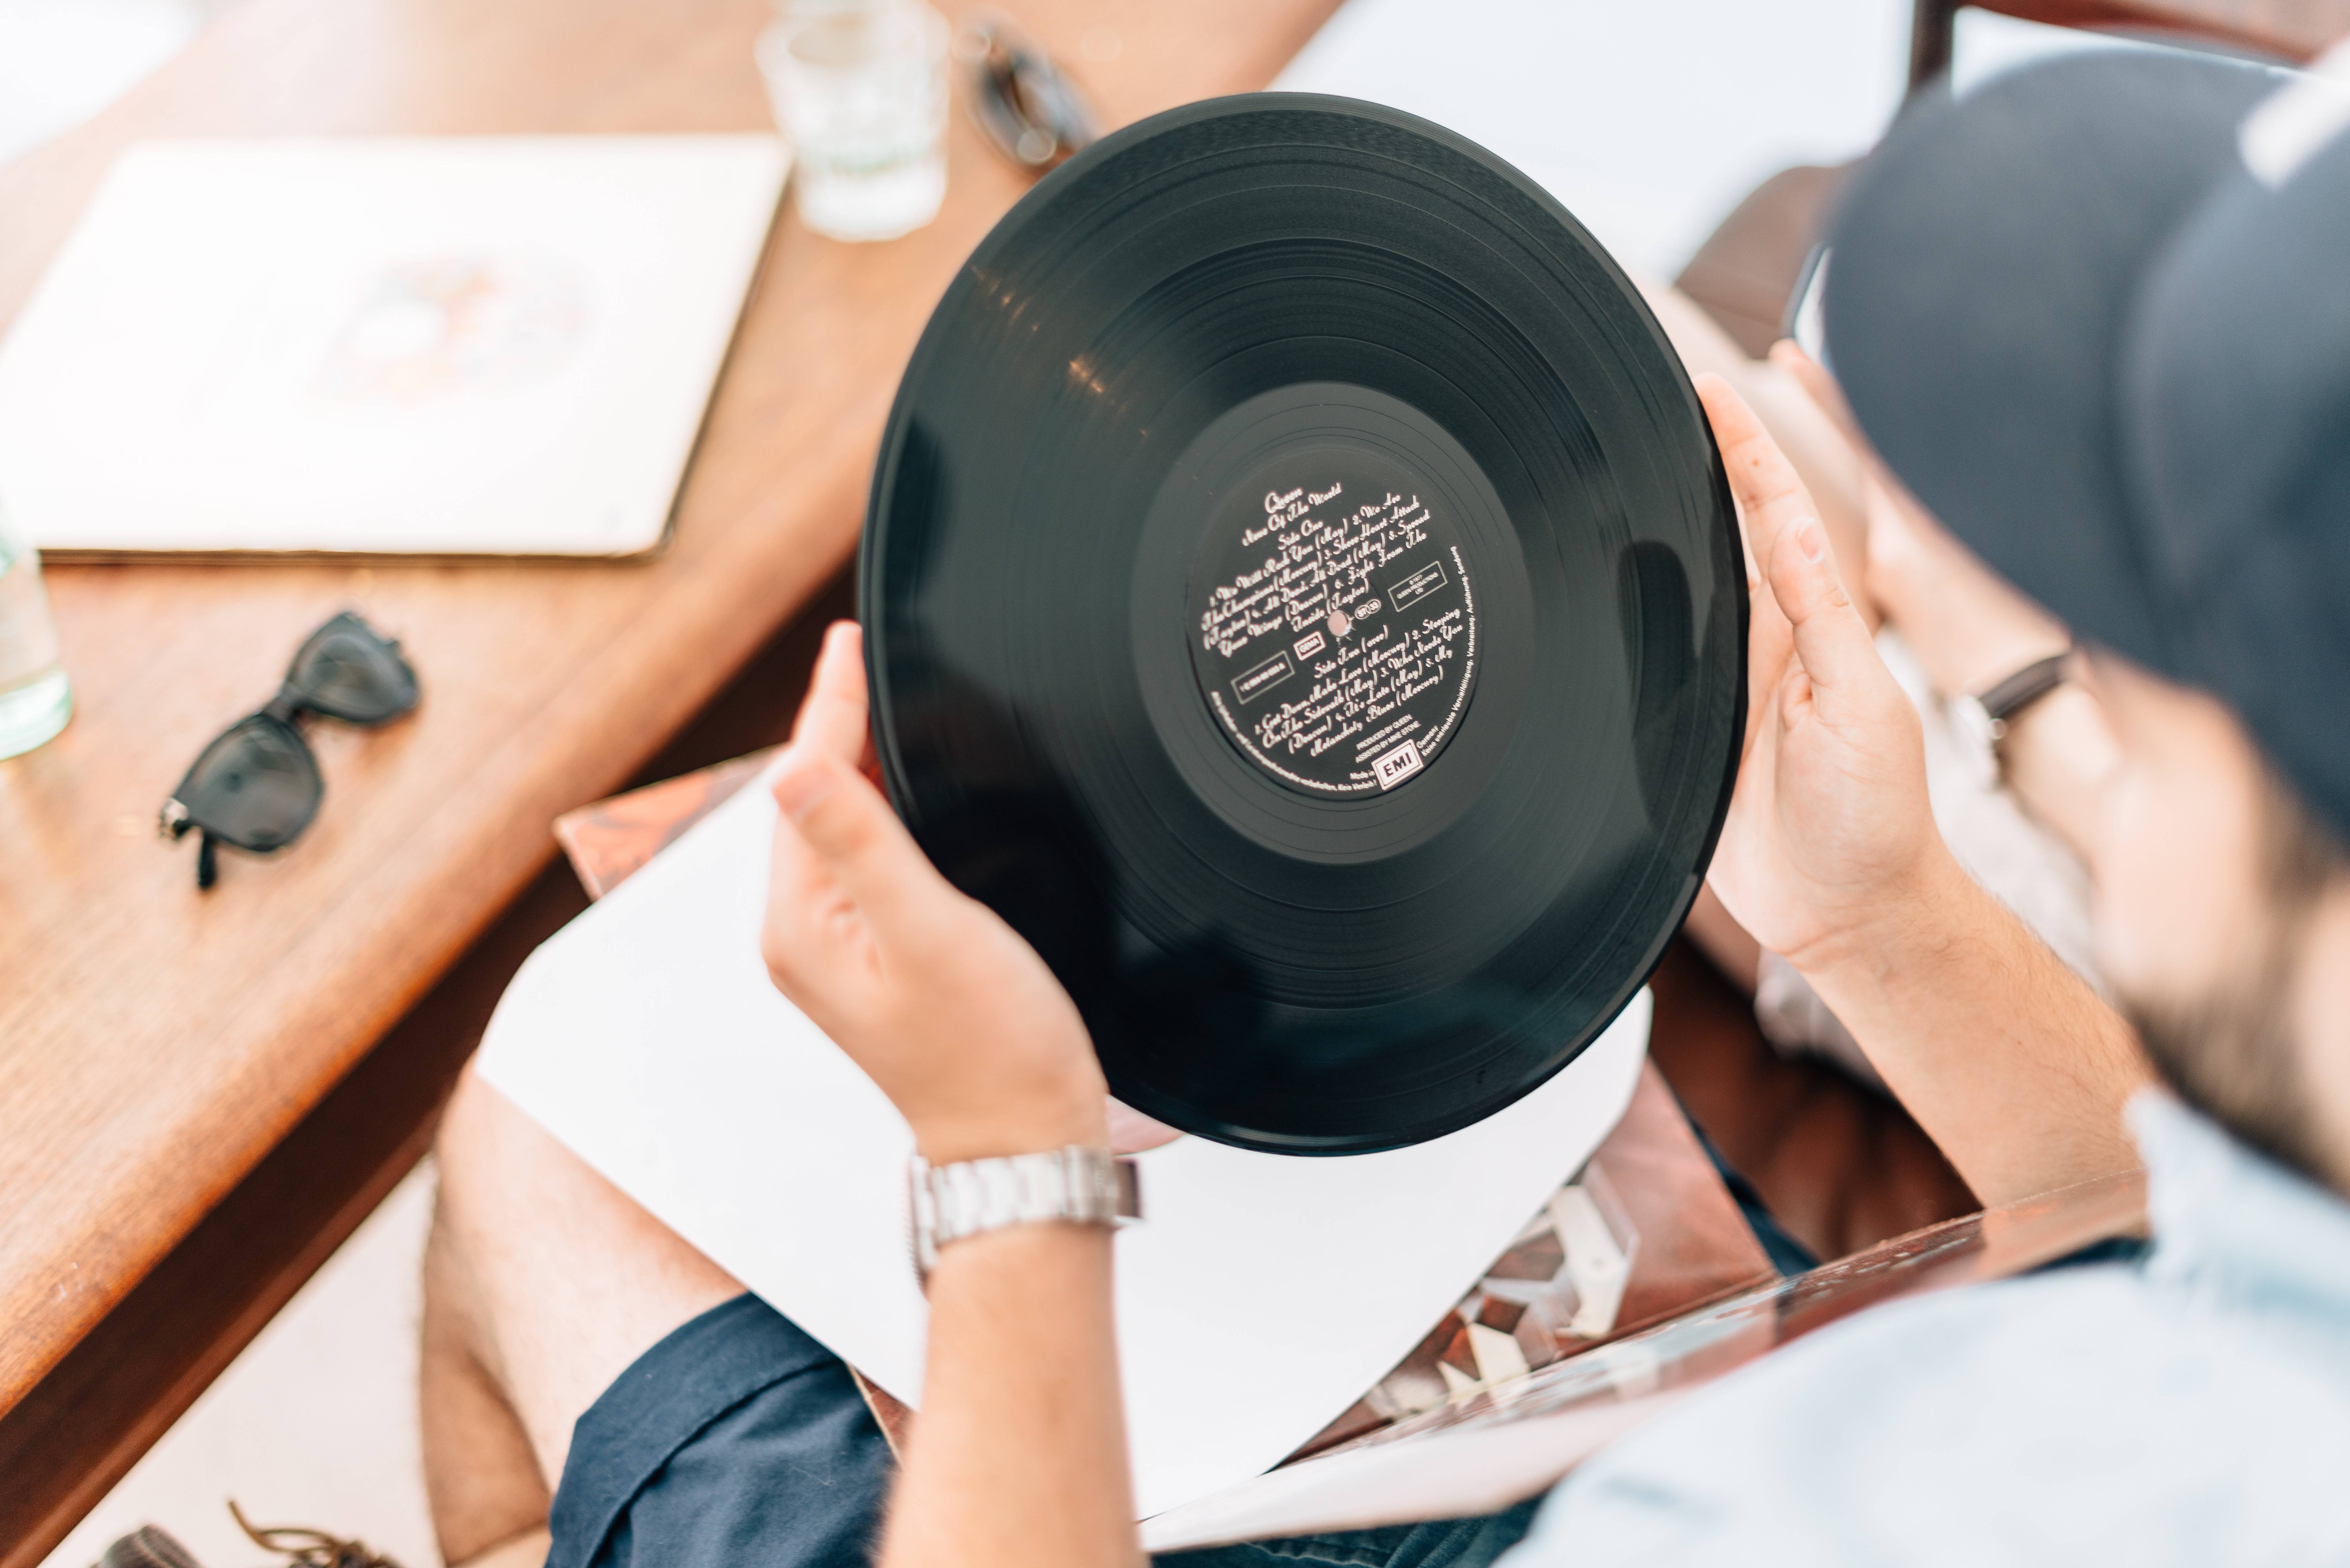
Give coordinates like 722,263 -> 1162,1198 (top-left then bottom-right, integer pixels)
0,499 -> 72,759
760,0 -> 949,242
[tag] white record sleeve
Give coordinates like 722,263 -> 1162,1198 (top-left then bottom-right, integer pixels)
475,775 -> 1648,1520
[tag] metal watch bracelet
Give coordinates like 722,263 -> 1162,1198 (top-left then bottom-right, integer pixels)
908,1146 -> 1141,1284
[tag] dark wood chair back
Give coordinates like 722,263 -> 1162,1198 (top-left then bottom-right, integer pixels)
1910,0 -> 2350,87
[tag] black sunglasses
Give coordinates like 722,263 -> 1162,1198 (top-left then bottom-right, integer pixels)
159,611 -> 420,889
956,18 -> 1096,173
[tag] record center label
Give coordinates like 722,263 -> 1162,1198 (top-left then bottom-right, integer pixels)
1189,466 -> 1478,796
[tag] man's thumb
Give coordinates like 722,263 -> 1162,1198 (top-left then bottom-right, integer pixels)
772,748 -> 941,936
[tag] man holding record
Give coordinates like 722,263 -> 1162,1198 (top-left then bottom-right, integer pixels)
416,45 -> 2350,1568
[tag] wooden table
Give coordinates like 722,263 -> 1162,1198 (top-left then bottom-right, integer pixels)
0,1 -> 1337,1558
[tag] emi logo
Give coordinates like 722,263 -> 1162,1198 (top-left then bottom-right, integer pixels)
1372,738 -> 1426,790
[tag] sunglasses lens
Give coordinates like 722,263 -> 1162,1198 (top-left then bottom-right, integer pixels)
286,613 -> 418,724
173,714 -> 322,850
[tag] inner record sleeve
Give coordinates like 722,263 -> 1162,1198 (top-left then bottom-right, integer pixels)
859,94 -> 1745,1154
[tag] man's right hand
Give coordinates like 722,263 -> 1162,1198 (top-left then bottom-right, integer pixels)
1693,374 -> 1961,973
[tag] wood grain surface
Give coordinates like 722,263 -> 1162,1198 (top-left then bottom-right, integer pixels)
0,576 -> 857,1568
0,0 -> 1342,1429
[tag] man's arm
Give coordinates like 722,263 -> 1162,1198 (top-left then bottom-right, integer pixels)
761,623 -> 1142,1568
1694,378 -> 2149,1206
1782,834 -> 2148,1207
888,1224 -> 1135,1566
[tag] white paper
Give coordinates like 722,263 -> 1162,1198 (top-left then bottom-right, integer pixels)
0,135 -> 787,555
477,780 -> 1647,1518
1275,0 -> 1909,281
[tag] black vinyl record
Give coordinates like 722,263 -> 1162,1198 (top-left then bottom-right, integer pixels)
861,95 -> 1744,1154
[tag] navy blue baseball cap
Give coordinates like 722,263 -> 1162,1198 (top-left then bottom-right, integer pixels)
1820,46 -> 2350,841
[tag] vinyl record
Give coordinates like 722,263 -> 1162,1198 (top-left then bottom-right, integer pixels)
862,95 -> 1744,1154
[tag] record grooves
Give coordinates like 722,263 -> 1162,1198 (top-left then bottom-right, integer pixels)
862,94 -> 1745,1154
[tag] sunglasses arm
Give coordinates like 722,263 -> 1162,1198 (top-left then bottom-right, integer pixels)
156,800 -> 221,890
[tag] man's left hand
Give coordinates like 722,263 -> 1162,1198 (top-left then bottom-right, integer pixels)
760,623 -> 1111,1165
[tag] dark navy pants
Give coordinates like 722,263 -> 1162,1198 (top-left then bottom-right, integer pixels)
544,1293 -> 1538,1568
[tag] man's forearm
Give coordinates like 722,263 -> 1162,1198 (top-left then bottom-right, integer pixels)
1795,847 -> 2150,1207
881,1224 -> 1142,1568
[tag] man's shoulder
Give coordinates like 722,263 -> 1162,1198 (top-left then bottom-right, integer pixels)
1512,1261 -> 2350,1566
1726,1258 -> 2350,1448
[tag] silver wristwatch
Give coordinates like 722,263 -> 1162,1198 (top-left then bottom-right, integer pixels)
908,1146 -> 1141,1283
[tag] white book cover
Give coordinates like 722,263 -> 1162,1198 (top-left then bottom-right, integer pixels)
0,135 -> 788,556
475,773 -> 1649,1520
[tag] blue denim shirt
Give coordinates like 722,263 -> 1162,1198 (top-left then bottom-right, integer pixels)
1507,1095 -> 2350,1564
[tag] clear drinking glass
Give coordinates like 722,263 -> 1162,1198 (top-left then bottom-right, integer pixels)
759,0 -> 950,243
0,495 -> 71,759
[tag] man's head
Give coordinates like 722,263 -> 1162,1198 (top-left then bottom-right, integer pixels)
1821,44 -> 2350,1188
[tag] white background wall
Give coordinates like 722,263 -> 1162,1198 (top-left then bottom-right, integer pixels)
1276,0 -> 1913,280
0,0 -> 236,169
